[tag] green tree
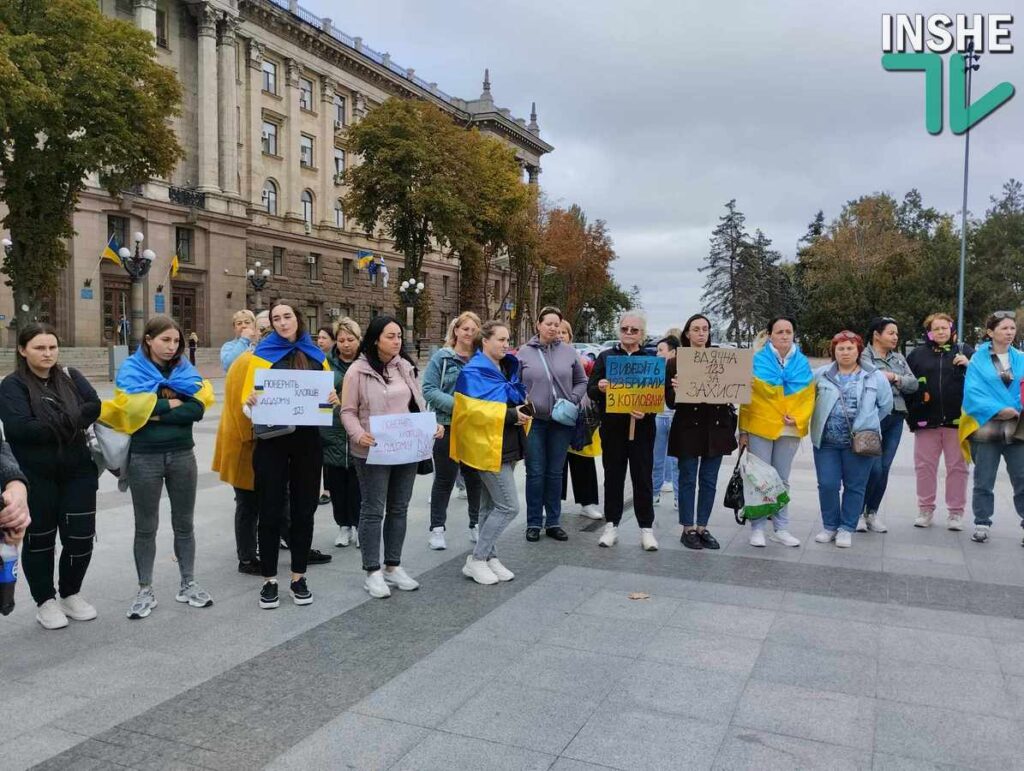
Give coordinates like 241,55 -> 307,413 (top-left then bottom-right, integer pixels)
700,200 -> 750,343
0,0 -> 183,329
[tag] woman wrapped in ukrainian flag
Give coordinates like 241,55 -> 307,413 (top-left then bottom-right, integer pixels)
450,320 -> 532,586
738,316 -> 815,549
100,315 -> 215,620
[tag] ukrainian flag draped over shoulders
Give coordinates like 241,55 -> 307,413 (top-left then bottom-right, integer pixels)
739,344 -> 815,440
100,348 -> 215,434
241,331 -> 329,403
450,352 -> 526,473
959,341 -> 1024,462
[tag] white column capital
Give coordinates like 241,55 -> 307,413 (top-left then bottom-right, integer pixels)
321,76 -> 336,103
133,0 -> 157,11
247,38 -> 264,69
197,4 -> 218,38
284,58 -> 301,89
218,15 -> 240,47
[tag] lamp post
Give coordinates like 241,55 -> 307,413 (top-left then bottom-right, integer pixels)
579,303 -> 595,343
957,41 -> 981,348
398,278 -> 424,357
246,260 -> 272,310
117,231 -> 156,351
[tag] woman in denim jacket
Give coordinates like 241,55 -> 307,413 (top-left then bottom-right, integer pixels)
810,331 -> 892,549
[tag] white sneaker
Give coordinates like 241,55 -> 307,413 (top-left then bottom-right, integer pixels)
580,504 -> 604,520
661,481 -> 675,493
469,525 -> 479,544
383,566 -> 420,591
462,556 -> 498,585
36,599 -> 69,630
653,495 -> 661,506
59,594 -> 97,621
770,530 -> 801,547
835,530 -> 853,548
487,558 -> 515,582
749,529 -> 767,547
428,527 -> 447,550
598,522 -> 619,548
640,528 -> 659,551
455,487 -> 468,500
947,512 -> 964,531
914,510 -> 934,528
856,515 -> 868,533
972,525 -> 990,543
865,513 -> 888,533
364,571 -> 391,598
335,526 -> 351,547
351,528 -> 360,548
814,530 -> 837,543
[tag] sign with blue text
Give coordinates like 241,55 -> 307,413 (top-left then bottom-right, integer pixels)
605,356 -> 665,414
251,369 -> 334,427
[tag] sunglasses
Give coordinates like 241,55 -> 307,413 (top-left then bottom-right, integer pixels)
993,310 -> 1017,320
620,326 -> 642,334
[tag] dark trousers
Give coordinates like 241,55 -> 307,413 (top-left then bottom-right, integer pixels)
254,428 -> 322,576
600,420 -> 655,528
562,453 -> 600,506
22,459 -> 97,606
326,464 -> 361,527
234,487 -> 259,563
864,412 -> 905,513
429,430 -> 481,530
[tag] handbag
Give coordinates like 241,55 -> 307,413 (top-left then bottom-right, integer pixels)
92,422 -> 132,475
253,423 -> 296,440
537,349 -> 579,427
838,376 -> 882,457
417,458 -> 434,475
723,447 -> 746,524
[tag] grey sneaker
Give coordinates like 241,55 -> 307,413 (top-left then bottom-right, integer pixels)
971,525 -> 990,543
175,581 -> 213,608
127,587 -> 157,619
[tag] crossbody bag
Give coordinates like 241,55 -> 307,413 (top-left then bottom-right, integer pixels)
537,349 -> 579,426
838,373 -> 882,457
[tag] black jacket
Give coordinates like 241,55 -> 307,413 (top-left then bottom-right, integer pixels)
499,358 -> 528,464
905,342 -> 974,431
664,357 -> 738,459
0,442 -> 27,491
587,345 -> 657,439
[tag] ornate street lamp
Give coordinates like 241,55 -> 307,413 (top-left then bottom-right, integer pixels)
246,260 -> 272,310
118,231 -> 156,350
580,303 -> 595,342
399,278 -> 424,357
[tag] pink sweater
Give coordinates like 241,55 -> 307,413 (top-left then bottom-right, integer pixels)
340,355 -> 426,458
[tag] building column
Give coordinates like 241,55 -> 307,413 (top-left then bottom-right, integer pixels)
246,39 -> 264,205
319,77 -> 336,227
527,165 -> 539,185
133,0 -> 157,39
283,58 -> 301,218
196,3 -> 220,193
218,16 -> 240,195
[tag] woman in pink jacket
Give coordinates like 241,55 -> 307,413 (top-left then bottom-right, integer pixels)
341,315 -> 443,599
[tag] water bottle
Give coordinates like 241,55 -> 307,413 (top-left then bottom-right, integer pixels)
0,541 -> 19,616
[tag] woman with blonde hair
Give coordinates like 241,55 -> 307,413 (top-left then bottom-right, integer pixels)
322,317 -> 363,547
220,309 -> 257,373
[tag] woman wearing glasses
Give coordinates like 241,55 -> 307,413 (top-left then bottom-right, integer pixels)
960,311 -> 1024,544
859,317 -> 918,534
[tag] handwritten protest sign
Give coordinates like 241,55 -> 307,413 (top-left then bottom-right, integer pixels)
675,347 -> 753,404
251,369 -> 335,426
606,356 -> 666,414
367,412 -> 437,465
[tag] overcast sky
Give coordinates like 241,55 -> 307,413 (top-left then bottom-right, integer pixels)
300,0 -> 1024,335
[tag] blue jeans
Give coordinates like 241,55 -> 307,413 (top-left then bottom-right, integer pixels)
863,412 -> 904,513
678,455 -> 723,527
970,440 -> 1024,527
525,419 -> 574,528
813,444 -> 874,533
652,414 -> 679,502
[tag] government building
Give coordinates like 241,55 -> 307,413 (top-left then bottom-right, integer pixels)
0,0 -> 551,348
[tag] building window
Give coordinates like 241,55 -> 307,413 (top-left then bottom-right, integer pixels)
300,134 -> 314,168
107,215 -> 128,248
299,77 -> 313,110
262,180 -> 278,215
272,246 -> 284,275
342,258 -> 353,286
333,94 -> 346,126
333,148 -> 345,177
334,201 -> 345,229
493,279 -> 500,300
261,120 -> 278,155
371,307 -> 381,319
442,275 -> 449,298
305,306 -> 318,332
175,227 -> 194,264
155,7 -> 168,48
262,60 -> 277,94
308,252 -> 320,281
301,190 -> 313,224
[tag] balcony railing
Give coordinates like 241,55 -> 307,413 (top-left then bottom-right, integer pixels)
168,186 -> 207,209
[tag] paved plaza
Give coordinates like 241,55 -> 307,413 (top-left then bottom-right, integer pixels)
5,380 -> 1024,769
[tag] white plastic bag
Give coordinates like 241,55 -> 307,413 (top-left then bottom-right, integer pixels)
739,451 -> 790,521
92,422 -> 131,478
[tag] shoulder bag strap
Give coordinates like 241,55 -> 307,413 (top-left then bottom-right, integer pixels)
537,348 -> 567,401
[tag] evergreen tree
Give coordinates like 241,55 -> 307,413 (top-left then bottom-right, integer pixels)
700,200 -> 749,344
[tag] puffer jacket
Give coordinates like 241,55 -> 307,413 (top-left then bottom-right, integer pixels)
320,349 -> 356,468
422,347 -> 471,426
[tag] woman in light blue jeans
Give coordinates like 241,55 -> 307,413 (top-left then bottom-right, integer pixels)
652,336 -> 680,508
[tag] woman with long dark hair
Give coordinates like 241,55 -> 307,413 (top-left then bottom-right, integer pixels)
0,324 -> 101,629
342,315 -> 443,598
322,317 -> 362,548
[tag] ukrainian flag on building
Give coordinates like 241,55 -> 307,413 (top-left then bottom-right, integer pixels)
240,331 -> 330,404
738,344 -> 815,439
355,250 -> 374,270
958,341 -> 1024,462
450,351 -> 527,473
100,347 -> 215,434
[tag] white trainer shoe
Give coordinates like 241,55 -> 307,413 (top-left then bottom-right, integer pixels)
335,526 -> 351,547
59,594 -> 97,621
835,530 -> 853,548
865,513 -> 888,533
364,571 -> 391,599
580,504 -> 604,520
914,510 -> 934,528
462,556 -> 498,585
487,558 -> 515,582
661,481 -> 675,493
351,527 -> 360,548
814,530 -> 837,543
640,528 -> 659,551
36,599 -> 69,630
749,529 -> 767,547
455,486 -> 468,500
469,525 -> 479,544
971,525 -> 990,543
856,515 -> 868,533
598,522 -> 619,548
383,566 -> 420,591
770,530 -> 801,547
947,512 -> 964,531
428,527 -> 447,550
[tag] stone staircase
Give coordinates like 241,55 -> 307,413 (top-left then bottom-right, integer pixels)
0,347 -> 225,380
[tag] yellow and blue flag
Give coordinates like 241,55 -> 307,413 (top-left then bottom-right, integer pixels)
241,331 -> 330,404
450,352 -> 527,472
100,347 -> 215,434
355,250 -> 374,270
959,341 -> 1024,462
101,235 -> 122,265
170,255 -> 180,278
738,344 -> 815,440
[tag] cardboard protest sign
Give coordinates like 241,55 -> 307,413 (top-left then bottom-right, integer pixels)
251,369 -> 335,426
605,356 -> 666,414
675,347 -> 753,404
366,412 -> 437,465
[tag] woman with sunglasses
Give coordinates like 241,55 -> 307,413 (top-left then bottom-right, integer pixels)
905,313 -> 972,529
858,317 -> 918,534
960,311 -> 1024,544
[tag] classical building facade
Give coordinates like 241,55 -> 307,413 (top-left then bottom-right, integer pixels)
0,0 -> 551,347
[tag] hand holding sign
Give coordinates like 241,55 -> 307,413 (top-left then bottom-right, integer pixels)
605,356 -> 666,414
366,413 -> 437,465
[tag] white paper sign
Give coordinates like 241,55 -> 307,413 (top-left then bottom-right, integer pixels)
251,368 -> 335,427
366,412 -> 437,465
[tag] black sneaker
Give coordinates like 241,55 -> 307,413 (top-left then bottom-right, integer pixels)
307,549 -> 332,565
290,577 -> 313,605
238,560 -> 262,575
525,527 -> 541,542
259,581 -> 279,610
698,530 -> 721,550
318,494 -> 331,506
681,530 -> 703,550
545,526 -> 569,541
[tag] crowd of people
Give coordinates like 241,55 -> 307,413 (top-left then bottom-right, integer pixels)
0,301 -> 1021,630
